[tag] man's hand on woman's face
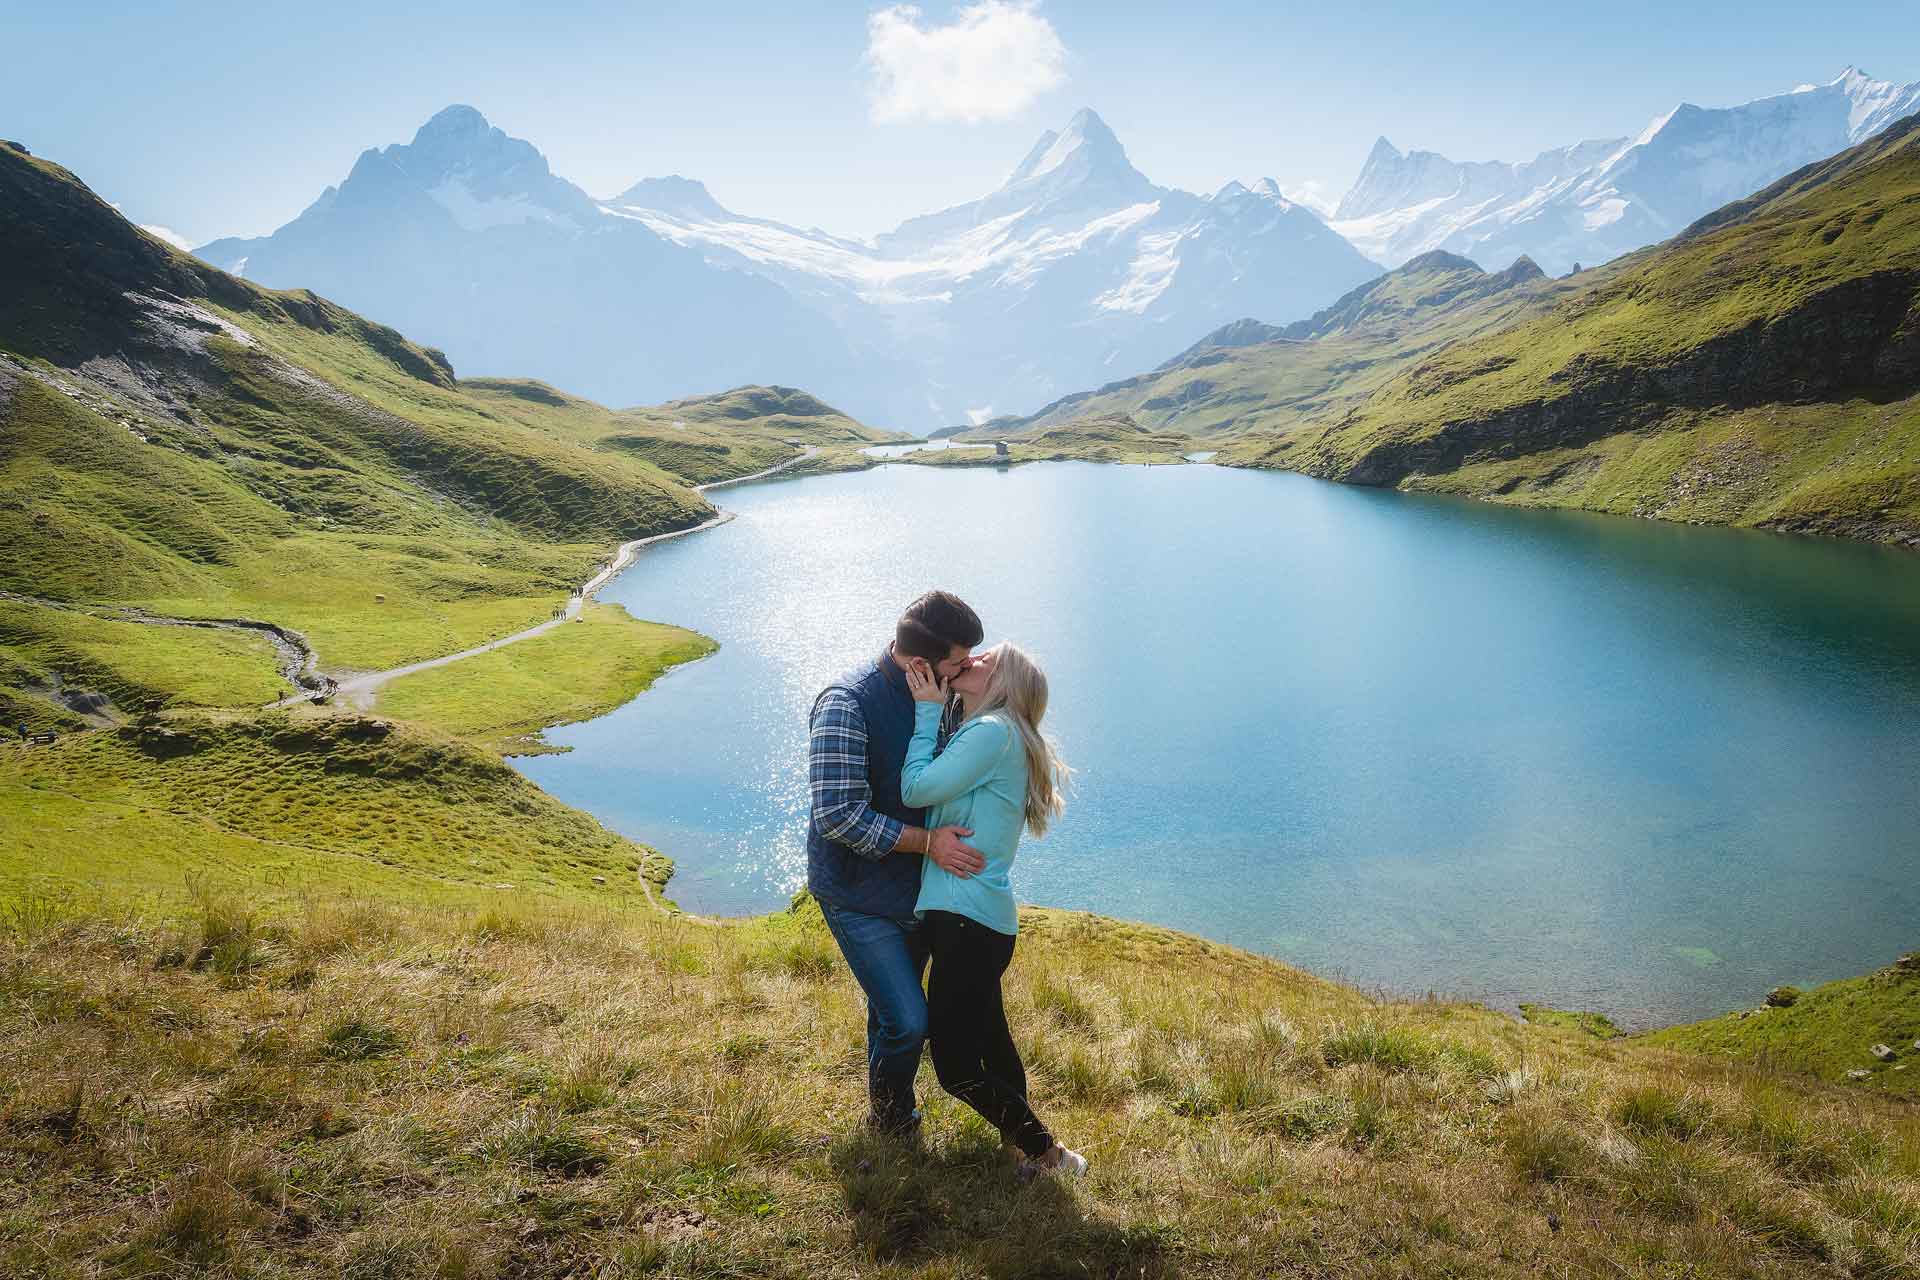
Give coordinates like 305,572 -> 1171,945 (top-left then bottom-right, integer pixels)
903,657 -> 947,704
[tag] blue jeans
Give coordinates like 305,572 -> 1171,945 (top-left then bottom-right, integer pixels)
819,899 -> 930,1129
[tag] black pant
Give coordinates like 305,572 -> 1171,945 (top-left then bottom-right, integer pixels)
923,910 -> 1054,1159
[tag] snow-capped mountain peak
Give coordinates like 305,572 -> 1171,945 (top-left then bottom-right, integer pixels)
608,175 -> 732,222
1003,107 -> 1135,187
1833,66 -> 1920,138
876,107 -> 1159,257
330,105 -> 597,233
993,107 -> 1153,210
1329,64 -> 1920,275
1211,178 -> 1298,214
398,105 -> 554,188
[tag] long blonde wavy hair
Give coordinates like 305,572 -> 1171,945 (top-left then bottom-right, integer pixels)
964,642 -> 1071,836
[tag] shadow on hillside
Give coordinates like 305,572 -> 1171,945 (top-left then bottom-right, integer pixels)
830,1127 -> 1180,1278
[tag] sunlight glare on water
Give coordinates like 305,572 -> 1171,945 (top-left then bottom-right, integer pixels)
518,462 -> 1920,1026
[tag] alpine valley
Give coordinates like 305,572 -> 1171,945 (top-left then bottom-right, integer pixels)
10,33 -> 1920,1280
194,66 -> 1920,432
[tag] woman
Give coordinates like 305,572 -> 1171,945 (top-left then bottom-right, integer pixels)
899,643 -> 1085,1179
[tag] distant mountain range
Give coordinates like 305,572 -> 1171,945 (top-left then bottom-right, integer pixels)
192,67 -> 1919,429
1330,67 -> 1920,274
198,107 -> 1377,431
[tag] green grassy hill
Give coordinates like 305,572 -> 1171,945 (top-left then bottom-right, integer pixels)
3,769 -> 1916,1277
987,252 -> 1565,440
943,412 -> 1198,464
1646,952 -> 1920,1097
607,385 -> 905,484
1217,114 -> 1920,547
0,142 -> 708,701
0,142 -> 888,726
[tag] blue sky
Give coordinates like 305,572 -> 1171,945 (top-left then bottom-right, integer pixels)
7,1 -> 1915,245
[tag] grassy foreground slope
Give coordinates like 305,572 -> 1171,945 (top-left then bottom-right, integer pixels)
1218,114 -> 1920,547
0,715 -> 673,912
3,858 -> 1917,1277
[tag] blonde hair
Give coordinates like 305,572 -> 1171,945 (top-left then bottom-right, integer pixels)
966,642 -> 1071,836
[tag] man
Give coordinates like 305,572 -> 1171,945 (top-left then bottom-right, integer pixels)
808,590 -> 987,1135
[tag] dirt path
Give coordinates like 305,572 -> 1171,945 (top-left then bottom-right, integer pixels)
0,590 -> 325,704
319,510 -> 736,711
309,447 -> 819,711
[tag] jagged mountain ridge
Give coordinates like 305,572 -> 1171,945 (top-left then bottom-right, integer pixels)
197,106 -> 1380,431
194,107 -> 865,429
1329,67 -> 1920,275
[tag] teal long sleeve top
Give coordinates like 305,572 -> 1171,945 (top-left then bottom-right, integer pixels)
902,701 -> 1029,935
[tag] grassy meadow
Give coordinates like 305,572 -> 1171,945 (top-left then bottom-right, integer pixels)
372,604 -> 716,754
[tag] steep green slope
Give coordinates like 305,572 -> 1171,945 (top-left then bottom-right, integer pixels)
0,141 -> 716,688
1646,950 -> 1920,1097
988,252 -> 1563,438
0,136 -> 893,737
1222,114 -> 1920,547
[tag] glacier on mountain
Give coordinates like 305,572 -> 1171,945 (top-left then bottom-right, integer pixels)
1329,67 -> 1920,275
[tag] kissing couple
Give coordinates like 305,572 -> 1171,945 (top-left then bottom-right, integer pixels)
806,590 -> 1086,1179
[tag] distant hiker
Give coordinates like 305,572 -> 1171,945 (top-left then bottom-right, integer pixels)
15,723 -> 26,742
807,591 -> 986,1138
901,643 -> 1084,1179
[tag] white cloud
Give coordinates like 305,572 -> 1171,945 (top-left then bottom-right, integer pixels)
139,224 -> 196,251
108,201 -> 197,251
866,1 -> 1067,125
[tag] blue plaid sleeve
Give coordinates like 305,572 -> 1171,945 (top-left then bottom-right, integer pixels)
808,687 -> 906,859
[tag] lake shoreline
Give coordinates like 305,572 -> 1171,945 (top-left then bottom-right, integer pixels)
513,460 -> 1920,1034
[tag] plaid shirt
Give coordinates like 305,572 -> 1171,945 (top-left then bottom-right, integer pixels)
808,675 -> 956,860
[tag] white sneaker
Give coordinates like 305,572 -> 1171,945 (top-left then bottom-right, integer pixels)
1023,1143 -> 1088,1180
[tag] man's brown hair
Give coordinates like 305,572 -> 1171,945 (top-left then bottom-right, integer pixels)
895,590 -> 984,662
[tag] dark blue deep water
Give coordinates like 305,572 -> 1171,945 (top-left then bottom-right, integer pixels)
518,463 -> 1920,1026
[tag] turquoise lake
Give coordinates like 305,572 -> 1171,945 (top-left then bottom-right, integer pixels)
517,462 -> 1920,1027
